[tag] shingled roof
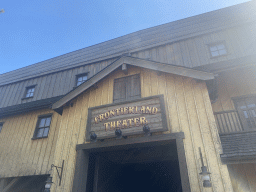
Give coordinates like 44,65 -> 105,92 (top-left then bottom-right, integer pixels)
0,1 -> 255,86
220,131 -> 256,164
0,95 -> 63,118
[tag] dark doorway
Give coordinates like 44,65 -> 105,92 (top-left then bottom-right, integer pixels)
86,143 -> 182,192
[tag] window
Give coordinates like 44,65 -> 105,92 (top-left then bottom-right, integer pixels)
234,96 -> 256,130
33,115 -> 52,139
76,73 -> 88,86
113,74 -> 141,103
24,86 -> 36,98
0,122 -> 3,133
209,43 -> 227,57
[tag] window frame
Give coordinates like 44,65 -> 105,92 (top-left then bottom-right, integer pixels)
22,85 -> 37,99
0,122 -> 4,133
233,95 -> 256,131
75,73 -> 89,87
208,41 -> 228,58
32,113 -> 53,140
113,74 -> 141,103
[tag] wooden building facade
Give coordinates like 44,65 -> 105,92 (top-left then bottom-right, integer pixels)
0,2 -> 256,191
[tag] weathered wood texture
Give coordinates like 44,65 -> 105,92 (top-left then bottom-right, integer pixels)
228,164 -> 256,192
0,59 -> 114,108
0,109 -> 61,178
50,66 -> 232,192
212,66 -> 256,133
0,23 -> 255,109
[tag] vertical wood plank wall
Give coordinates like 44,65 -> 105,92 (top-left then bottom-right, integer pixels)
212,66 -> 256,113
228,164 -> 256,192
50,66 -> 232,192
0,109 -> 61,178
0,59 -> 114,108
0,24 -> 255,109
212,66 -> 256,134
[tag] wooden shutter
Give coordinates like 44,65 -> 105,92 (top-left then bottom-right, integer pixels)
113,74 -> 141,103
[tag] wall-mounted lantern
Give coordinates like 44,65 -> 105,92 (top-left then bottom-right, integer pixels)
199,148 -> 212,188
143,124 -> 151,136
44,160 -> 64,191
115,129 -> 122,139
90,131 -> 97,142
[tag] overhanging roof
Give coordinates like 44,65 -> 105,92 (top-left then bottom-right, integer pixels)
0,95 -> 63,118
52,56 -> 214,110
220,131 -> 256,164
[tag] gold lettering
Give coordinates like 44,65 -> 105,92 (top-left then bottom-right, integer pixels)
152,107 -> 158,114
146,106 -> 152,114
110,121 -> 116,130
94,117 -> 99,124
123,107 -> 128,114
127,118 -> 133,127
140,117 -> 148,125
141,106 -> 146,113
128,107 -> 134,114
134,118 -> 140,126
110,110 -> 115,117
104,122 -> 109,131
135,106 -> 139,113
117,120 -> 122,128
120,108 -> 124,115
104,112 -> 110,119
116,108 -> 120,115
122,119 -> 128,128
99,114 -> 104,121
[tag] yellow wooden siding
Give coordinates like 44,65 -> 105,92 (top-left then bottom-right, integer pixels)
50,66 -> 232,192
212,66 -> 256,113
228,164 -> 256,192
131,25 -> 254,68
0,109 -> 61,178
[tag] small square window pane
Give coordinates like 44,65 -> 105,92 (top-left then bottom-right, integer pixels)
78,77 -> 82,82
77,81 -> 82,86
26,93 -> 30,97
37,128 -> 44,138
217,44 -> 225,49
211,51 -> 219,57
210,46 -> 217,51
45,117 -> 51,126
82,76 -> 87,81
39,118 -> 46,127
219,49 -> 227,55
43,128 -> 49,137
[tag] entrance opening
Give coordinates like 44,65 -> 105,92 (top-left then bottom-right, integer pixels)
86,143 -> 182,192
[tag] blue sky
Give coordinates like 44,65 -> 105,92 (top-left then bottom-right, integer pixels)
0,0 -> 250,74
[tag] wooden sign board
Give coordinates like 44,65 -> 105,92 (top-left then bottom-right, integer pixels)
86,95 -> 168,141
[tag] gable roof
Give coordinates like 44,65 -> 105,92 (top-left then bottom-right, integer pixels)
0,1 -> 255,86
52,56 -> 214,110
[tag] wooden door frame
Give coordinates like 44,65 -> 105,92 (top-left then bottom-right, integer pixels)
72,132 -> 191,192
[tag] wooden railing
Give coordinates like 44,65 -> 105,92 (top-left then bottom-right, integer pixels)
214,110 -> 244,133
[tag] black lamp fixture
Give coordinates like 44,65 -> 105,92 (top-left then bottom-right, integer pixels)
143,124 -> 151,136
90,131 -> 97,142
44,160 -> 64,191
115,128 -> 122,139
199,148 -> 212,188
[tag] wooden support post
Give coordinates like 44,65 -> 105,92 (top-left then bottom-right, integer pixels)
2,178 -> 19,192
72,150 -> 90,192
0,178 -> 7,191
122,64 -> 128,75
